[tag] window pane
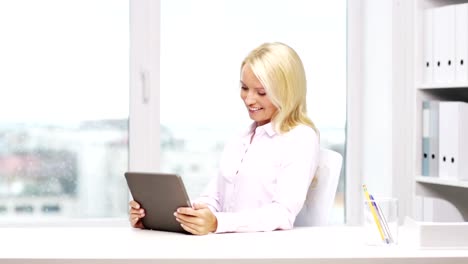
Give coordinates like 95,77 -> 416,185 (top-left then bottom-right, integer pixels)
0,0 -> 129,218
161,0 -> 346,224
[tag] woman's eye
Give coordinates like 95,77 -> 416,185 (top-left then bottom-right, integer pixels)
258,92 -> 266,96
241,86 -> 248,91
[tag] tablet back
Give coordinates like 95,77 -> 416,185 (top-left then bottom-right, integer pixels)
125,172 -> 191,233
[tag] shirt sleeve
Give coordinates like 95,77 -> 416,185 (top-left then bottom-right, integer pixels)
214,128 -> 320,233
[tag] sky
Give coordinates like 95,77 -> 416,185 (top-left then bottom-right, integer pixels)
0,0 -> 346,129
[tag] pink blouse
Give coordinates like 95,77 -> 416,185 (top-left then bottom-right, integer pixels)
195,122 -> 319,233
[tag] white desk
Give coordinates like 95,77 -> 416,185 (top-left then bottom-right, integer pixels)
0,226 -> 467,263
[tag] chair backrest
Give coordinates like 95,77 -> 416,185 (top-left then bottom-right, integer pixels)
294,148 -> 343,226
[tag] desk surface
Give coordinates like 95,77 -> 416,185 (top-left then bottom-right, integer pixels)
0,226 -> 467,264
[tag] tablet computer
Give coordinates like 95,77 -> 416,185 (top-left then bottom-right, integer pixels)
124,172 -> 192,233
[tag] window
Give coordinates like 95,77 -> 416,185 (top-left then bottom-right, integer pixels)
160,0 -> 347,223
0,0 -> 129,218
0,0 -> 347,223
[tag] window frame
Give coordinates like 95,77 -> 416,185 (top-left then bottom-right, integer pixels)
129,0 -> 161,173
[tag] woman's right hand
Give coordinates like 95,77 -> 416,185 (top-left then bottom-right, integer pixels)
129,200 -> 145,228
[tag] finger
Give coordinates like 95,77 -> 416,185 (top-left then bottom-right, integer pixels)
176,207 -> 198,217
176,215 -> 211,235
130,212 -> 145,219
129,200 -> 140,209
130,216 -> 141,227
175,214 -> 201,226
193,202 -> 208,210
180,223 -> 200,235
134,220 -> 144,229
130,212 -> 145,227
130,208 -> 145,215
177,218 -> 199,231
175,213 -> 203,226
134,221 -> 144,229
180,220 -> 209,236
130,215 -> 145,227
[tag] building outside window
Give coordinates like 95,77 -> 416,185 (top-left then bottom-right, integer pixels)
0,0 -> 129,218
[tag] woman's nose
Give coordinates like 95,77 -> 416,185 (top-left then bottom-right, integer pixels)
244,92 -> 255,105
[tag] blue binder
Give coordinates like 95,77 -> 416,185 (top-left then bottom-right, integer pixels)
422,101 -> 430,176
422,100 -> 439,177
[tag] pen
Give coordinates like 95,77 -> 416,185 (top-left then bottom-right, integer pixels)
363,185 -> 388,244
369,194 -> 393,243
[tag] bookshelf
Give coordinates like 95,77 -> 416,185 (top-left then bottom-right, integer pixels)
419,83 -> 468,89
415,176 -> 468,188
414,0 -> 468,221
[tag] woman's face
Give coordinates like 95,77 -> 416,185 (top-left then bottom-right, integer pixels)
240,65 -> 277,126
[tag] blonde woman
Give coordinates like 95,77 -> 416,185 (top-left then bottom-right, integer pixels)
129,42 -> 319,235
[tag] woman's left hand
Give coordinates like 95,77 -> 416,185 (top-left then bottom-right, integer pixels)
175,202 -> 217,235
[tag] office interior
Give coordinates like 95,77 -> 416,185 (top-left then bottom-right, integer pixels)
1,0 -> 468,258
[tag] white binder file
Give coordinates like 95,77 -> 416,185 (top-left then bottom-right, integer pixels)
439,101 -> 468,180
433,5 -> 456,85
455,4 -> 468,83
439,102 -> 455,179
423,9 -> 434,85
429,101 -> 439,177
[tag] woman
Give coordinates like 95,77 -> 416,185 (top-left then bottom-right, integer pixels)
129,42 -> 319,235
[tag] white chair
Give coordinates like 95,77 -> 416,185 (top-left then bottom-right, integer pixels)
294,148 -> 343,226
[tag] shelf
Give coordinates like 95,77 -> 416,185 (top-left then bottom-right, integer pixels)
416,176 -> 468,188
415,176 -> 468,220
418,83 -> 468,90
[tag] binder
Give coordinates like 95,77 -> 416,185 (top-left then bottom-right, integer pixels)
422,101 -> 439,177
429,101 -> 439,177
456,102 -> 468,181
439,101 -> 468,180
423,8 -> 433,85
439,102 -> 455,179
422,101 -> 430,176
433,5 -> 456,85
455,4 -> 468,83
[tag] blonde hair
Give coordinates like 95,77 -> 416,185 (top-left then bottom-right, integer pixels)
241,42 -> 317,134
